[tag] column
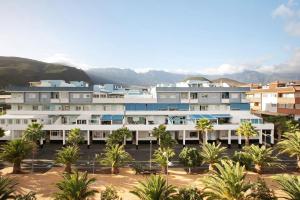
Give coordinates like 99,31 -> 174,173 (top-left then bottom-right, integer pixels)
183,130 -> 186,146
136,130 -> 139,150
40,138 -> 43,147
238,134 -> 242,149
63,130 -> 66,146
259,129 -> 263,146
227,130 -> 231,148
11,130 -> 14,140
270,129 -> 274,146
87,130 -> 90,148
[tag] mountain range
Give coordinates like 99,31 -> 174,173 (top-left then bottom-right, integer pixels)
0,56 -> 300,88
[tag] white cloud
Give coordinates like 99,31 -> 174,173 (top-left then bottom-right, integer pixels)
273,0 -> 300,36
42,53 -> 91,70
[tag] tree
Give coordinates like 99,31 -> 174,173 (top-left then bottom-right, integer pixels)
15,192 -> 37,200
100,144 -> 132,174
130,175 -> 177,200
67,128 -> 84,146
22,122 -> 44,144
0,128 -> 5,138
55,146 -> 79,173
54,171 -> 98,200
201,160 -> 252,200
152,125 -> 177,148
232,151 -> 253,171
175,187 -> 203,200
195,118 -> 213,144
248,178 -> 277,200
0,139 -> 32,173
100,185 -> 121,200
243,145 -> 282,174
153,147 -> 175,174
106,127 -> 132,146
274,174 -> 300,200
179,147 -> 202,174
285,120 -> 300,133
0,176 -> 16,200
200,142 -> 226,171
236,121 -> 258,146
277,131 -> 300,169
264,116 -> 289,141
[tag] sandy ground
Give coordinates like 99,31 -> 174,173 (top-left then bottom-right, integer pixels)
0,166 -> 297,200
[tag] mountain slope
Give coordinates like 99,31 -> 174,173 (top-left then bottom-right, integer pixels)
0,57 -> 92,88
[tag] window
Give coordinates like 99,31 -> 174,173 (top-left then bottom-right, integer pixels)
63,105 -> 70,111
32,105 -> 39,111
42,105 -> 50,110
222,92 -> 229,99
0,119 -> 5,124
31,119 -> 37,123
76,106 -> 82,111
23,119 -> 28,124
51,92 -> 59,99
190,132 -> 198,138
231,93 -> 240,99
77,120 -> 86,124
8,119 -> 12,124
15,119 -> 20,124
200,105 -> 208,111
271,104 -> 277,107
40,93 -> 48,99
181,92 -> 188,99
17,105 -> 22,110
190,93 -> 198,99
83,94 -> 91,98
72,94 -> 80,99
201,93 -> 208,98
93,94 -> 100,98
28,93 -> 37,98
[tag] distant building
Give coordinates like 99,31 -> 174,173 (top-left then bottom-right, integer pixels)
0,79 -> 274,147
247,81 -> 300,121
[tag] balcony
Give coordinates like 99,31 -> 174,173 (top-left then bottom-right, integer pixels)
6,98 -> 24,103
278,97 -> 295,104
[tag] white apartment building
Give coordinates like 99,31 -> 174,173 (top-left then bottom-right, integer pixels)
0,79 -> 274,148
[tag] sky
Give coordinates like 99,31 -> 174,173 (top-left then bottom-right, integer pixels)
0,0 -> 300,75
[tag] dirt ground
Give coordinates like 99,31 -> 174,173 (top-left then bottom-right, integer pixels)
0,166 -> 297,200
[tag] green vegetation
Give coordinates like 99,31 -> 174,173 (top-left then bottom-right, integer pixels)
130,175 -> 177,200
179,147 -> 202,174
0,176 -> 16,200
106,127 -> 132,146
274,174 -> 300,200
54,171 -> 98,200
236,121 -> 258,146
175,187 -> 203,200
248,178 -> 277,200
67,128 -> 84,146
152,125 -> 177,148
153,147 -> 175,174
100,186 -> 121,200
55,146 -> 79,173
195,118 -> 213,144
200,142 -> 226,171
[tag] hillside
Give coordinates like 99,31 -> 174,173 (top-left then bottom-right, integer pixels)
211,78 -> 246,87
0,57 -> 92,88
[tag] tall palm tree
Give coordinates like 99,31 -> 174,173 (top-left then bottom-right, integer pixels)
277,131 -> 300,169
274,174 -> 300,200
0,176 -> 16,200
100,144 -> 132,174
200,142 -> 226,171
152,125 -> 176,148
153,147 -> 175,174
54,171 -> 98,200
130,175 -> 177,200
67,128 -> 84,146
236,121 -> 258,146
23,122 -> 44,145
201,160 -> 252,200
55,146 -> 79,173
106,127 -> 132,146
195,118 -> 213,144
0,139 -> 32,173
243,145 -> 282,174
264,116 -> 289,141
179,147 -> 202,174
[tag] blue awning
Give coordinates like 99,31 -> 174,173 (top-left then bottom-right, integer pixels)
190,114 -> 217,120
213,114 -> 231,118
101,115 -> 123,121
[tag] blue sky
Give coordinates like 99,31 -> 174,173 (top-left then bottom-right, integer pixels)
0,0 -> 300,74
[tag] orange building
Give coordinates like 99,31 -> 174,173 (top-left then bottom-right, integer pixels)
247,81 -> 300,122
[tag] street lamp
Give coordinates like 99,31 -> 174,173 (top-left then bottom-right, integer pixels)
149,132 -> 153,170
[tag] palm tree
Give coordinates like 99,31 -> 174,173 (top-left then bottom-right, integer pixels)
106,127 -> 132,146
0,128 -> 5,138
248,178 -> 277,200
201,160 -> 252,200
23,122 -> 44,145
285,120 -> 300,133
100,185 -> 121,200
264,116 -> 289,141
236,121 -> 258,146
179,147 -> 202,174
195,118 -> 213,144
200,142 -> 226,171
54,171 -> 98,200
277,131 -> 300,169
152,125 -> 176,148
55,146 -> 79,173
67,128 -> 84,146
274,174 -> 300,200
175,187 -> 203,200
15,192 -> 37,200
0,176 -> 16,200
100,144 -> 132,174
0,139 -> 32,173
243,145 -> 282,174
153,147 -> 175,174
130,175 -> 177,200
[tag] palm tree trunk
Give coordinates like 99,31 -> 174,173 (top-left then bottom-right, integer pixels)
208,163 -> 213,171
245,137 -> 249,146
13,162 -> 21,174
205,130 -> 208,144
297,157 -> 300,170
188,167 -> 191,174
277,130 -> 282,141
254,164 -> 262,174
163,166 -> 168,174
112,166 -> 119,174
65,163 -> 72,173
